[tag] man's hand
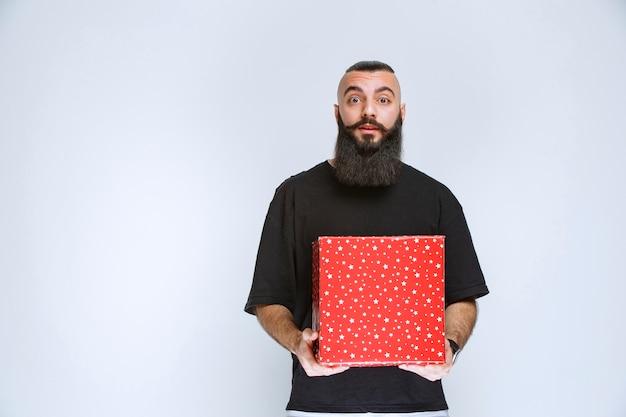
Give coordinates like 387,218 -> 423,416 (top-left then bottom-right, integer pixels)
295,328 -> 350,377
399,299 -> 478,381
398,338 -> 454,381
255,304 -> 349,377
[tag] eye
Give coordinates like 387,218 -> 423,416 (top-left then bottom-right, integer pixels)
379,97 -> 390,104
349,96 -> 360,104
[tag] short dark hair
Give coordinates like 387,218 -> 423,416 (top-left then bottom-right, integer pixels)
345,61 -> 395,74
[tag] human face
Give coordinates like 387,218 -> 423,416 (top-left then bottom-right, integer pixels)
335,70 -> 406,144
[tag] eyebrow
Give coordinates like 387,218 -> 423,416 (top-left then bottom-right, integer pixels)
343,85 -> 396,97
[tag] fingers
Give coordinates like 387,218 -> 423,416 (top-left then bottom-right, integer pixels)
397,339 -> 455,381
301,328 -> 319,344
296,329 -> 350,377
302,361 -> 350,377
398,363 -> 452,381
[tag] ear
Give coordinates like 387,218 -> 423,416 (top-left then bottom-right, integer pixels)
400,103 -> 406,121
334,104 -> 339,121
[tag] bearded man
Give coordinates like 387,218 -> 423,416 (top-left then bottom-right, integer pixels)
245,61 -> 489,417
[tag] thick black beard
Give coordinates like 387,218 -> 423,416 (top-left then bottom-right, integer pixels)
333,114 -> 404,187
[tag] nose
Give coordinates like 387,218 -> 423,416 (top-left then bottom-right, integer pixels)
362,100 -> 376,119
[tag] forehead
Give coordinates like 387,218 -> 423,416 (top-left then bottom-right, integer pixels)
337,70 -> 402,99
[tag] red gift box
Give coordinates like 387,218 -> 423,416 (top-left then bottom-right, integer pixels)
312,235 -> 446,367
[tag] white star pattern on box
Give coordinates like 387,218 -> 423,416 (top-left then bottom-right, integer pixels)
312,236 -> 445,366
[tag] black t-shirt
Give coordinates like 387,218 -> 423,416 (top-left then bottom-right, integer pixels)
245,161 -> 489,413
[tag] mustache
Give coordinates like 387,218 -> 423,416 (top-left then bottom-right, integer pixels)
343,118 -> 389,132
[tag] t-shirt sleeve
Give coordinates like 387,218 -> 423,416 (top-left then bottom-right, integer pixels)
439,191 -> 489,305
244,183 -> 297,315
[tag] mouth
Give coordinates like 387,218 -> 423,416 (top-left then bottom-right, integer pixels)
346,118 -> 388,133
359,124 -> 379,132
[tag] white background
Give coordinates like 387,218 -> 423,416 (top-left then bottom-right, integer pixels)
1,1 -> 625,416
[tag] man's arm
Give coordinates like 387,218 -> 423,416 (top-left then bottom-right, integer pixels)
399,298 -> 478,381
444,298 -> 478,350
254,304 -> 349,377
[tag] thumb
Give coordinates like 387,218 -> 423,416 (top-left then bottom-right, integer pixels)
301,328 -> 319,343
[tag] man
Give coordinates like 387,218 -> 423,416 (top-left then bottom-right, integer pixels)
245,61 -> 489,416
